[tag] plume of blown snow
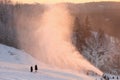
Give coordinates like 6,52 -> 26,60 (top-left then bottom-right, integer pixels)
33,4 -> 102,75
15,3 -> 102,75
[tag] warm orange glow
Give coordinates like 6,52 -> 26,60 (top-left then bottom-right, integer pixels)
12,0 -> 120,4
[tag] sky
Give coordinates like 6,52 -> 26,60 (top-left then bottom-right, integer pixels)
12,0 -> 120,4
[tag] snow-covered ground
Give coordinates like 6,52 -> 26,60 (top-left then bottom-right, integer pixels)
0,44 -> 119,80
0,44 -> 96,80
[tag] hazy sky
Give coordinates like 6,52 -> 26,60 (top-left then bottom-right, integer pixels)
12,0 -> 120,4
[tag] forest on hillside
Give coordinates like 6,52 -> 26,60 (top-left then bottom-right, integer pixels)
0,0 -> 120,74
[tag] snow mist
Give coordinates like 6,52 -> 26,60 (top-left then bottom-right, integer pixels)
16,4 -> 102,75
34,4 -> 102,74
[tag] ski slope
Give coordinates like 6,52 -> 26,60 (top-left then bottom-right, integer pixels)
0,44 -> 100,80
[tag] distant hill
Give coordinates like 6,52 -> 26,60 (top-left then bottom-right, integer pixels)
67,2 -> 120,38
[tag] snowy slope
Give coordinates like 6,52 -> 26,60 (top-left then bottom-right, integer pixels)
0,44 -> 100,80
0,44 -> 36,65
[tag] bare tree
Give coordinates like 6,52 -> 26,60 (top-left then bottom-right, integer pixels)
0,0 -> 18,47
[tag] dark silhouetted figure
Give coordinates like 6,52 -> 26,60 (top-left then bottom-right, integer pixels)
102,74 -> 109,80
30,66 -> 33,72
117,76 -> 119,79
113,77 -> 114,79
35,65 -> 38,72
103,75 -> 106,79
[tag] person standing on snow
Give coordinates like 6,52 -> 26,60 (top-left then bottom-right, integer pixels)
30,66 -> 33,72
35,65 -> 38,72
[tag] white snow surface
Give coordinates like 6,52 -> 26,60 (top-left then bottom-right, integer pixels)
0,44 -> 102,80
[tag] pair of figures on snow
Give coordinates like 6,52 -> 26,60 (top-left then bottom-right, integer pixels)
30,65 -> 38,72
